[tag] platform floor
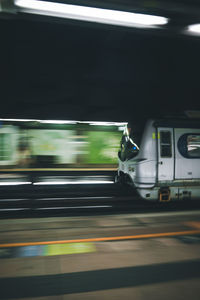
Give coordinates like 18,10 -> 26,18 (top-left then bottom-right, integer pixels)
1,211 -> 200,299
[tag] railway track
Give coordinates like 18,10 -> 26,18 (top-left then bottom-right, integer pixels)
0,173 -> 200,218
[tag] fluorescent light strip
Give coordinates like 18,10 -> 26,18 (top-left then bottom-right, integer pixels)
187,24 -> 200,35
88,122 -> 127,126
37,196 -> 113,200
36,205 -> 112,209
0,181 -> 32,186
0,208 -> 29,211
0,199 -> 28,201
34,180 -> 113,185
0,118 -> 127,126
0,118 -> 39,122
0,118 -> 77,124
15,0 -> 168,28
82,121 -> 128,126
40,120 -> 77,124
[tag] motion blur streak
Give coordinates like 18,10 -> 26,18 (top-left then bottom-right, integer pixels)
0,198 -> 28,201
0,118 -> 38,122
0,181 -> 31,186
40,120 -> 77,124
0,208 -> 29,211
187,24 -> 200,35
0,118 -> 127,126
36,196 -> 113,200
36,205 -> 112,209
88,121 -> 127,126
15,0 -> 168,27
33,180 -> 114,185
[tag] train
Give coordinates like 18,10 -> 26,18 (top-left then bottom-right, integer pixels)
116,116 -> 200,201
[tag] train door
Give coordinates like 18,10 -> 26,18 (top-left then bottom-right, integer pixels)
157,128 -> 174,182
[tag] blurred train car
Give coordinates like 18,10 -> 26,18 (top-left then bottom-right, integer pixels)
0,119 -> 125,170
117,116 -> 200,201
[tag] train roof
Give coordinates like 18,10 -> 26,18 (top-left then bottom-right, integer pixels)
153,118 -> 200,128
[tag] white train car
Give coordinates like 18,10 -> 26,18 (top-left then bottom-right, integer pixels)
117,118 -> 200,201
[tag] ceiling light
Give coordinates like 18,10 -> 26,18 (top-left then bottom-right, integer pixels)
187,24 -> 200,35
15,0 -> 168,28
0,181 -> 32,186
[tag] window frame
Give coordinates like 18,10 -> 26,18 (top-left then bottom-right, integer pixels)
178,133 -> 200,159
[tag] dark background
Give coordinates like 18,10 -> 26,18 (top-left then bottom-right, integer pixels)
1,0 -> 200,124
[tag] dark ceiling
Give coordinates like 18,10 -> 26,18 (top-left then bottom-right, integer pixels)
1,0 -> 200,123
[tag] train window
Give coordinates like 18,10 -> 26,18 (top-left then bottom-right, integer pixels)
187,135 -> 200,157
160,131 -> 172,157
178,134 -> 200,158
160,131 -> 171,144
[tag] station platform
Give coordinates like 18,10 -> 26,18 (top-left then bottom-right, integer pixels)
1,210 -> 200,299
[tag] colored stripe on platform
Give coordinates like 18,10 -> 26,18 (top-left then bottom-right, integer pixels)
0,243 -> 96,259
1,230 -> 200,249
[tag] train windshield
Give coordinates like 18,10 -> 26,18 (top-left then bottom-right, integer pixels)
126,137 -> 139,159
119,130 -> 140,161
